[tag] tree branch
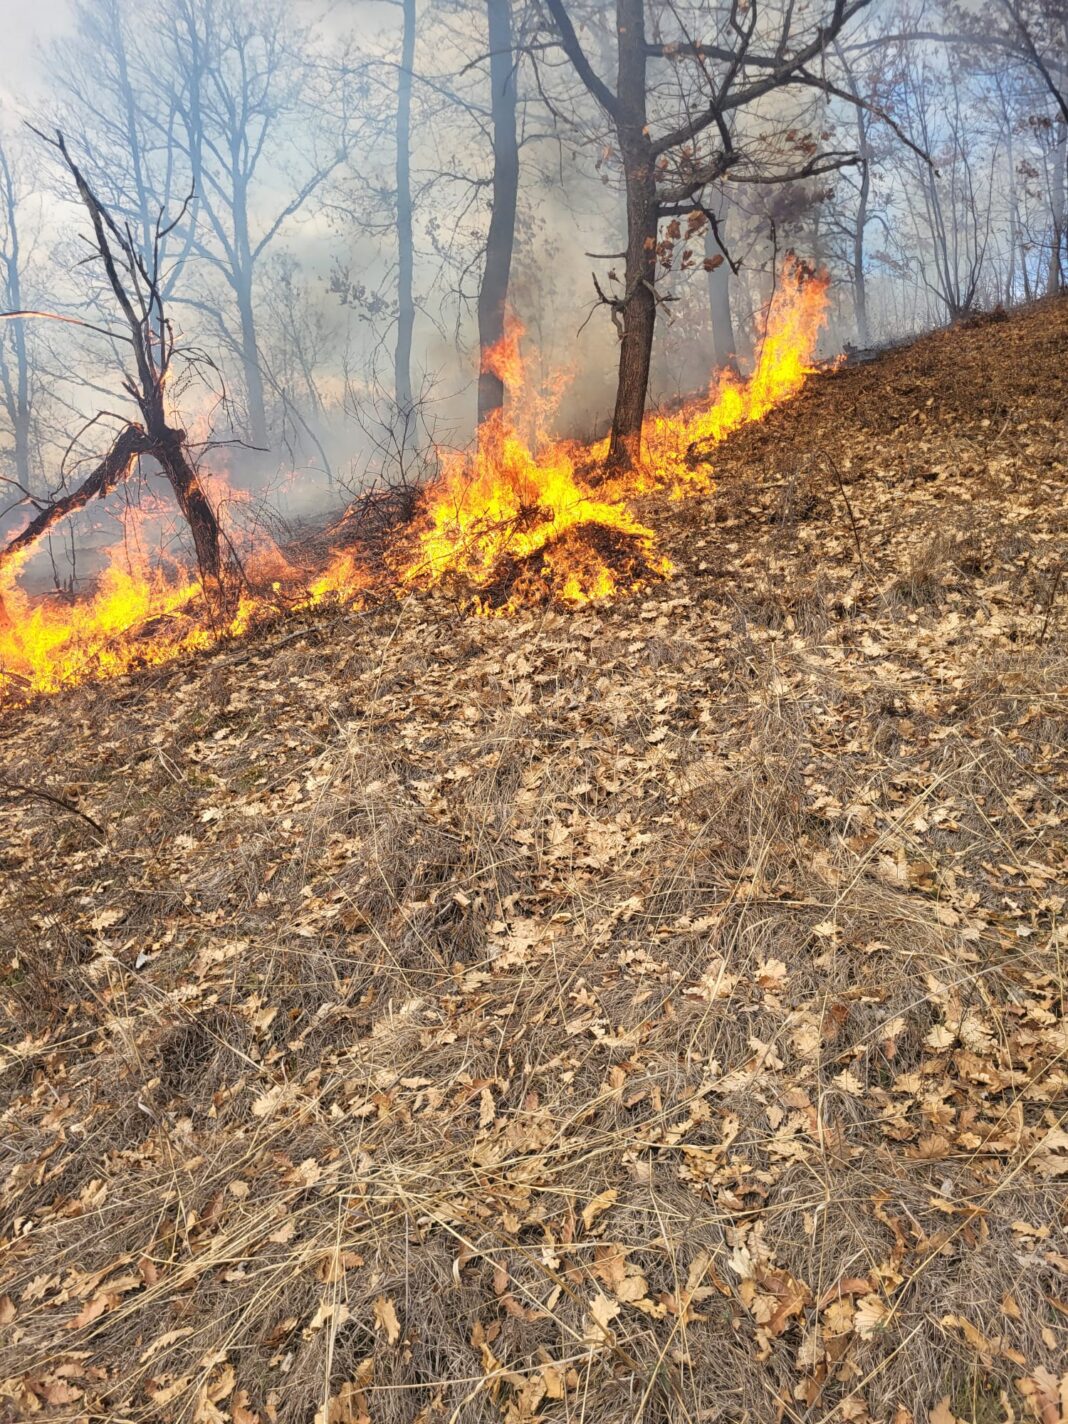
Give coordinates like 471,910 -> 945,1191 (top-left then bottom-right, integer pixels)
541,0 -> 620,119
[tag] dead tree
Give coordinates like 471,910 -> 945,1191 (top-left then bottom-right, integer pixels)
0,130 -> 225,595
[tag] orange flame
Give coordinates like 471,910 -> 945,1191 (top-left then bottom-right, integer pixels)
640,258 -> 832,488
480,313 -> 525,389
0,259 -> 830,701
394,322 -> 670,609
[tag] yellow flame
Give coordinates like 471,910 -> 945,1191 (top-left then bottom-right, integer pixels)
0,259 -> 830,700
398,256 -> 829,604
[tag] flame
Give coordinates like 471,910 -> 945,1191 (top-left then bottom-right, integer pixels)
0,259 -> 829,701
395,257 -> 829,605
305,548 -> 374,606
615,256 -> 832,491
480,315 -> 525,390
2,548 -> 212,695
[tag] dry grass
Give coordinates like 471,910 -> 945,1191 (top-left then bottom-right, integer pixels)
1,298 -> 1067,1424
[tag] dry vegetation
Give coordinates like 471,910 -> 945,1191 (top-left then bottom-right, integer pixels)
2,298 -> 1067,1424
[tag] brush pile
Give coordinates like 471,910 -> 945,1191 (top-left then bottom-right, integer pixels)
1,298 -> 1066,1424
467,520 -> 670,611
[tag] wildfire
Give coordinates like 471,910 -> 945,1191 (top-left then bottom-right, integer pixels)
640,259 -> 833,489
391,335 -> 671,608
0,548 -> 252,696
0,259 -> 830,701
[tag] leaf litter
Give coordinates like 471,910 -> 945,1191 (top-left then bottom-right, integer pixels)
1,297 -> 1066,1423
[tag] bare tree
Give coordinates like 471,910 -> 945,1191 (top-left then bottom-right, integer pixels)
894,55 -> 999,320
0,132 -> 224,593
0,142 -> 36,495
476,0 -> 520,424
855,0 -> 1067,294
395,0 -> 418,417
166,0 -> 355,446
49,0 -> 355,449
948,0 -> 1067,291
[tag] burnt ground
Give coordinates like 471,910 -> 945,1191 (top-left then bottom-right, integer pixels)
1,297 -> 1066,1424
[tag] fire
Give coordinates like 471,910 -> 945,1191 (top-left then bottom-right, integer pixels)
392,400 -> 670,610
305,548 -> 374,606
622,256 -> 832,491
391,309 -> 671,609
480,314 -> 525,392
2,550 -> 214,695
0,259 -> 830,701
396,257 -> 829,603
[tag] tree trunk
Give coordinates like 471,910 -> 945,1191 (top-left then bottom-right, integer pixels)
1005,107 -> 1018,305
231,173 -> 267,448
153,427 -> 224,592
1048,118 -> 1067,296
395,0 -> 417,417
0,417 -> 224,597
606,0 -> 657,472
704,202 -> 738,373
11,329 -> 30,491
476,0 -> 519,427
0,151 -> 32,491
235,272 -> 268,447
853,109 -> 871,346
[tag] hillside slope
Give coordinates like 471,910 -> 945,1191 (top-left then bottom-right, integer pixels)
2,299 -> 1067,1424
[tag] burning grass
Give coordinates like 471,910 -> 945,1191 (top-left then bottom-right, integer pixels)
1,297 -> 1066,1424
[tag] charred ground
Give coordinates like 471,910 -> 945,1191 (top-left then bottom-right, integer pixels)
1,298 -> 1066,1424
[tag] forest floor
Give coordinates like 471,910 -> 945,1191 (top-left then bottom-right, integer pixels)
1,298 -> 1067,1424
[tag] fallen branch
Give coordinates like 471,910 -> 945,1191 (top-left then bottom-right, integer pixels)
0,777 -> 106,838
827,454 -> 867,572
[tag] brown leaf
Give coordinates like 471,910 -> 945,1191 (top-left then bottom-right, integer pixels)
67,1293 -> 110,1329
373,1295 -> 401,1345
581,1188 -> 617,1231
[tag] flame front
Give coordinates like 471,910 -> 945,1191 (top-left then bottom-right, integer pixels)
0,259 -> 829,700
641,259 -> 832,488
392,358 -> 670,608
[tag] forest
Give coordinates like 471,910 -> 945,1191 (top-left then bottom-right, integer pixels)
0,0 -> 1066,1422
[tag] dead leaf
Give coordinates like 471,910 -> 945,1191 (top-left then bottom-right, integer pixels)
373,1295 -> 401,1345
581,1187 -> 617,1231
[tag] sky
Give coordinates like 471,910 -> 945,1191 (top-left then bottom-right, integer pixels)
0,0 -> 72,107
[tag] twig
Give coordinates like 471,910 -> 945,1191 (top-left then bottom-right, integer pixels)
0,777 -> 106,837
1037,563 -> 1063,647
826,454 -> 866,572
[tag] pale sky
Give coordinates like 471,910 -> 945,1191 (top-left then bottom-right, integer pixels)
0,0 -> 72,107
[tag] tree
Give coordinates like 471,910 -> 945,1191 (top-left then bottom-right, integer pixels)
395,0 -> 418,417
476,0 -> 520,425
0,141 -> 35,495
704,180 -> 742,371
949,0 -> 1067,291
540,0 -> 870,469
0,133 -> 224,593
49,0 -> 355,449
894,54 -> 998,320
861,0 -> 1067,293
